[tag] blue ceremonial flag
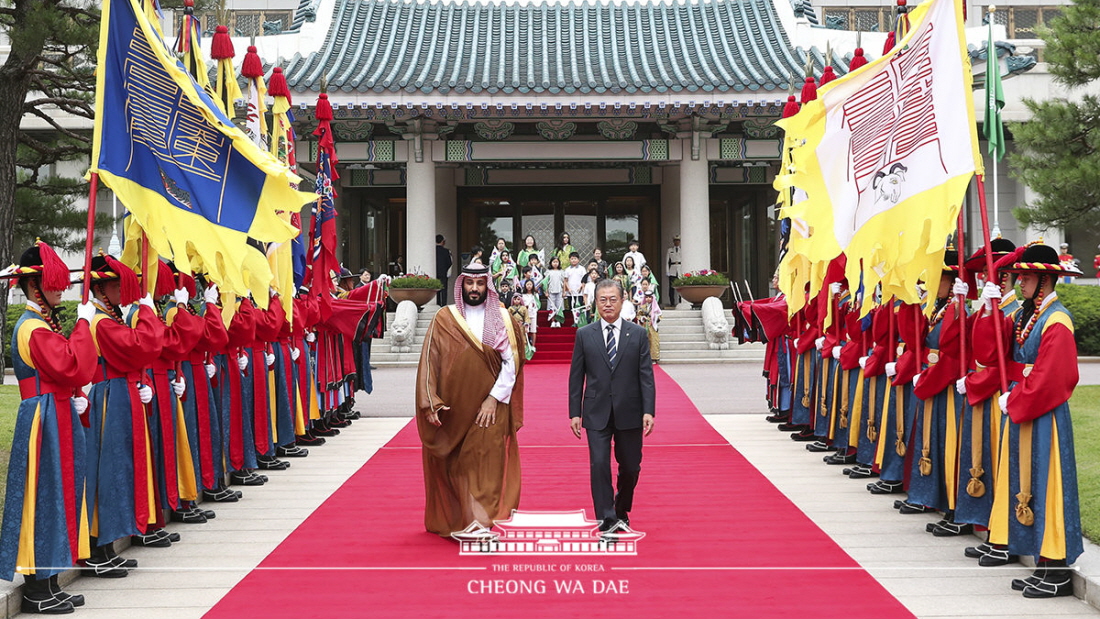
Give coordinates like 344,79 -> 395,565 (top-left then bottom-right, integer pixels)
90,0 -> 316,299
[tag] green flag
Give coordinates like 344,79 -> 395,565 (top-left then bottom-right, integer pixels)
983,21 -> 1006,161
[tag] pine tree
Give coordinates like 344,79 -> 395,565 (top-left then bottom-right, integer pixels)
1010,0 -> 1100,229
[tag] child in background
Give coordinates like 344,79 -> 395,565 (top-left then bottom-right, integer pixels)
622,256 -> 642,298
579,265 -> 599,327
520,278 -> 540,347
527,255 -> 544,291
563,252 -> 587,326
509,294 -> 528,328
635,278 -> 661,363
639,264 -> 660,304
544,256 -> 566,327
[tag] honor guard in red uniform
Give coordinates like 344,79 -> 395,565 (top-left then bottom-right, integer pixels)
0,242 -> 97,613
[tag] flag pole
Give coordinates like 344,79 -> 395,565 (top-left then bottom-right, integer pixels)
956,208 -> 968,378
975,174 -> 1009,393
991,155 -> 1001,238
82,173 -> 100,304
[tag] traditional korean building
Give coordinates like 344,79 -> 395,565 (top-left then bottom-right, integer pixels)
452,510 -> 645,555
229,0 -> 860,300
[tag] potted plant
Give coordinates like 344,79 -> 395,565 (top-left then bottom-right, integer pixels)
388,273 -> 443,307
672,269 -> 730,305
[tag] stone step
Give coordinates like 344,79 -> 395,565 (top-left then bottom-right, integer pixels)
658,341 -> 764,351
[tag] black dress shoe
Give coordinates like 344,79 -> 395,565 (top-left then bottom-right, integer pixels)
926,519 -> 948,532
805,441 -> 831,452
164,531 -> 181,543
82,557 -> 129,578
977,547 -> 1019,567
964,543 -> 992,559
296,433 -> 327,446
201,509 -> 216,519
1012,568 -> 1047,591
328,417 -> 351,428
110,555 -> 138,569
765,413 -> 790,423
203,487 -> 238,502
776,423 -> 802,432
21,595 -> 74,615
311,425 -> 339,437
277,445 -> 309,458
131,532 -> 171,548
867,480 -> 904,494
1022,572 -> 1074,598
931,522 -> 973,537
256,456 -> 290,471
171,508 -> 207,524
791,430 -> 817,442
847,466 -> 877,479
893,500 -> 905,509
230,471 -> 266,486
825,452 -> 856,465
897,501 -> 933,514
47,576 -> 84,608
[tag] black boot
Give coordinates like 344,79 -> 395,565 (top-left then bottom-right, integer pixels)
48,575 -> 84,607
1022,560 -> 1074,598
83,540 -> 129,578
1012,567 -> 1048,591
21,574 -> 73,614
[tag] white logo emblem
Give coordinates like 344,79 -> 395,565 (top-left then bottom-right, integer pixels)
452,510 -> 646,556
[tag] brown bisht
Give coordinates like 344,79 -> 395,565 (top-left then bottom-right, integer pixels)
415,306 -> 526,536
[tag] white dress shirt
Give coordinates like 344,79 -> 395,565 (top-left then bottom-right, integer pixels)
462,303 -> 517,404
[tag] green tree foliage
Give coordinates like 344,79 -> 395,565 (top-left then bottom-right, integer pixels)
1009,0 -> 1100,229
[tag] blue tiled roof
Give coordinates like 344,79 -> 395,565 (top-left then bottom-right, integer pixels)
282,0 -> 815,94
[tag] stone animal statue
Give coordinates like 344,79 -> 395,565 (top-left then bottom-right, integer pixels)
390,300 -> 419,353
701,296 -> 731,350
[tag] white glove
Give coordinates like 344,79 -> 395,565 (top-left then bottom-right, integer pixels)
237,354 -> 249,371
912,372 -> 922,389
76,302 -> 96,324
815,336 -> 826,351
998,391 -> 1010,413
171,377 -> 186,396
137,384 -> 153,404
858,356 -> 868,369
885,362 -> 897,377
955,377 -> 968,395
829,282 -> 842,295
172,288 -> 190,305
203,284 -> 219,305
831,346 -> 842,360
138,293 -> 155,309
980,281 -> 1002,311
265,352 -> 275,367
305,332 -> 316,343
290,347 -> 301,361
204,363 -> 216,378
952,277 -> 969,297
72,396 -> 89,416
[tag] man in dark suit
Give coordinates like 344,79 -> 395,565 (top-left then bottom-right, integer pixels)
436,234 -> 453,305
569,279 -> 656,535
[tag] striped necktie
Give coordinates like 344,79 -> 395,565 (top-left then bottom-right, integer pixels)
606,324 -> 617,366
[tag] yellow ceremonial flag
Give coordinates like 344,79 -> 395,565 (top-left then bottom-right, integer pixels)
90,0 -> 317,303
777,0 -> 982,315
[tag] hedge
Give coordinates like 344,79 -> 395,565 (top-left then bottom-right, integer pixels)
3,300 -> 81,361
1055,283 -> 1100,356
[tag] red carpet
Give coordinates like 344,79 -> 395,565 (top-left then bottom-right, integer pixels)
205,365 -> 913,619
527,310 -> 577,364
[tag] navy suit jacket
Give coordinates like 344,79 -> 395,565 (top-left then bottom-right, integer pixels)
568,319 -> 656,431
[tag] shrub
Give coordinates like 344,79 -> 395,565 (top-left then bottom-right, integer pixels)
1055,283 -> 1100,356
389,274 -> 442,290
672,269 -> 730,287
3,300 -> 80,361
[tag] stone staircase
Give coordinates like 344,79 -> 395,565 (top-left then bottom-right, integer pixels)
655,309 -> 765,364
370,305 -> 765,367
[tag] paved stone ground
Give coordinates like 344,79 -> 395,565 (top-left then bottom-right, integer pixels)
3,362 -> 1097,618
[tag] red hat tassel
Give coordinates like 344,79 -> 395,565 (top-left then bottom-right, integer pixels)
36,240 -> 71,292
104,255 -> 142,306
